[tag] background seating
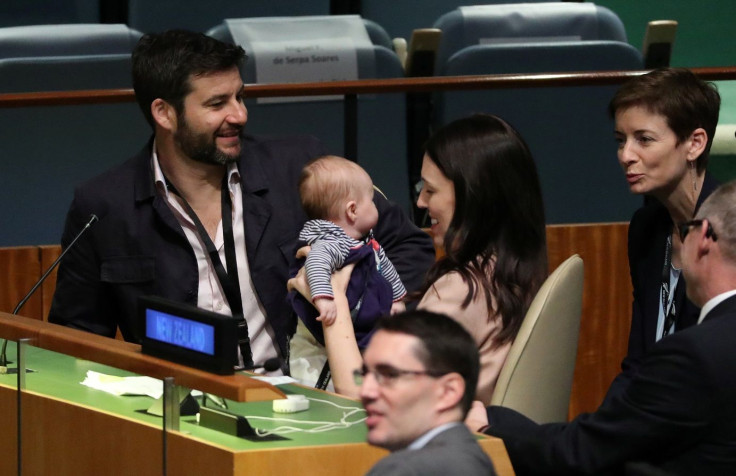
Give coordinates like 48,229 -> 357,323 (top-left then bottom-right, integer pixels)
0,23 -> 148,246
208,16 -> 412,213
433,40 -> 643,223
360,0 -> 556,44
432,2 -> 630,75
0,23 -> 141,92
426,3 -> 643,224
0,0 -> 99,27
127,0 -> 330,33
0,2 -> 733,246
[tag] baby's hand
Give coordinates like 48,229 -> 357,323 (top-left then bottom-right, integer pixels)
390,301 -> 406,315
315,298 -> 337,326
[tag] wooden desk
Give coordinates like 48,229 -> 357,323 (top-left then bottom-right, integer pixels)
0,386 -> 513,475
1,315 -> 514,475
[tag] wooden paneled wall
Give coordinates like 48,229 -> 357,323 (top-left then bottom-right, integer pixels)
546,223 -> 631,417
0,246 -> 44,317
0,222 -> 631,417
39,245 -> 62,320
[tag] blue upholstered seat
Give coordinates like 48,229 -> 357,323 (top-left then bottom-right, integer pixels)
128,0 -> 330,33
434,2 -> 630,75
0,23 -> 139,59
0,24 -> 142,92
0,0 -> 99,27
361,0 -> 556,42
427,3 -> 645,224
434,41 -> 644,224
0,23 -> 149,246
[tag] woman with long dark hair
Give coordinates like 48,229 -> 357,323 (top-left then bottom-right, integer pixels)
415,114 -> 548,403
291,114 -> 548,402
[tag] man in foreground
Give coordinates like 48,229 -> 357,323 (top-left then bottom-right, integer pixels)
359,310 -> 496,475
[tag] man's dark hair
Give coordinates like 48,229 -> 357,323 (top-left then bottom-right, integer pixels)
608,67 -> 720,172
376,310 -> 480,415
131,29 -> 246,128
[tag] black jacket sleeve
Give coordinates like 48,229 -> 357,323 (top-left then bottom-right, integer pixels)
372,190 -> 435,295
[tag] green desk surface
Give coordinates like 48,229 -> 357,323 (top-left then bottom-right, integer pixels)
1,342 -> 368,451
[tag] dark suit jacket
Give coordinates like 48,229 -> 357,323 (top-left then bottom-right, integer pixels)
486,294 -> 736,475
48,134 -> 435,362
607,173 -> 719,401
367,424 -> 497,475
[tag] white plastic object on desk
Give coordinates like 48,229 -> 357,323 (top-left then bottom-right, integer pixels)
272,394 -> 310,413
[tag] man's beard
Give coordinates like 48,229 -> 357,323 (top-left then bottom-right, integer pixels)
174,116 -> 241,165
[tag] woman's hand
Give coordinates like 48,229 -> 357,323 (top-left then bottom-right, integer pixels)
287,265 -> 311,300
322,262 -> 361,398
464,400 -> 490,433
295,245 -> 311,260
287,245 -> 312,300
289,246 -> 362,398
331,262 -> 356,295
390,301 -> 406,315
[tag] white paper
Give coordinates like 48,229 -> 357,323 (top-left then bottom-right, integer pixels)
225,16 -> 373,103
81,370 -> 163,399
250,375 -> 298,386
251,37 -> 358,103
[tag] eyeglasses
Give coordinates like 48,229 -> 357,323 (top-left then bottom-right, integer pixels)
678,219 -> 718,242
353,364 -> 444,387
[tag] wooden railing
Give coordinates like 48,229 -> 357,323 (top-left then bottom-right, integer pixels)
2,66 -> 736,108
3,67 -> 733,161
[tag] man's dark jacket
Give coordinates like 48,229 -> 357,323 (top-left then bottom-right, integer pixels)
48,134 -> 435,362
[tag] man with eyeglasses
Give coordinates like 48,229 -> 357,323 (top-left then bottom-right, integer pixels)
466,180 -> 736,475
358,310 -> 496,475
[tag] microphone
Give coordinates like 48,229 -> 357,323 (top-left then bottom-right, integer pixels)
0,214 -> 98,372
237,357 -> 281,373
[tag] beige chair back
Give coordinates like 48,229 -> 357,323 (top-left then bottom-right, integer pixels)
490,254 -> 584,423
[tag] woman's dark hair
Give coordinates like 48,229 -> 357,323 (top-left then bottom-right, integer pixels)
420,114 -> 548,346
608,67 -> 720,173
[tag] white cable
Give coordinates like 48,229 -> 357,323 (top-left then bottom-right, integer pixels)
307,396 -> 363,411
246,396 -> 366,437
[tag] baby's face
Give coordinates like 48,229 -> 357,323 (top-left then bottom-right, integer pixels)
354,184 -> 379,236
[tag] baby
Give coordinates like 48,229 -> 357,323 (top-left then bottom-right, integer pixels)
298,155 -> 406,324
288,155 -> 407,389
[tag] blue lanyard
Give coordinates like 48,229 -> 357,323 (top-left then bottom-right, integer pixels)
660,234 -> 677,338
